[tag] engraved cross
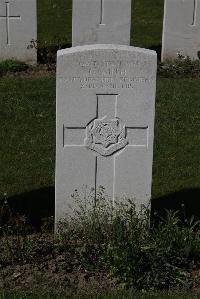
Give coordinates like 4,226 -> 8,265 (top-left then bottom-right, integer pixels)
63,94 -> 149,203
0,0 -> 21,45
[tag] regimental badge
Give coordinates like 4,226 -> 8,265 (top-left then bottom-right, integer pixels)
85,116 -> 128,156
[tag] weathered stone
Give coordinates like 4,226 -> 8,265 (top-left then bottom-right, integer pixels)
72,0 -> 132,46
162,0 -> 200,61
56,44 -> 157,222
0,0 -> 37,64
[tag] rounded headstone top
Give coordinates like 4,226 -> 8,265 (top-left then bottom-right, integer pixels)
57,44 -> 157,58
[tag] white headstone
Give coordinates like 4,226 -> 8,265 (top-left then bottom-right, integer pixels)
56,44 -> 157,222
72,0 -> 132,46
162,0 -> 200,61
0,0 -> 37,64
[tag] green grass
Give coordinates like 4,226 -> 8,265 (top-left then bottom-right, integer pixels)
0,77 -> 55,197
37,0 -> 72,46
131,0 -> 164,48
153,78 -> 200,197
1,77 -> 199,199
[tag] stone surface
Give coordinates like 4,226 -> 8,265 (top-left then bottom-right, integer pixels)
56,44 -> 157,222
162,0 -> 200,61
72,0 -> 132,46
0,0 -> 37,64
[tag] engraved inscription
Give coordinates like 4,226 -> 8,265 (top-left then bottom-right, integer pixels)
61,59 -> 155,89
65,77 -> 154,89
0,1 -> 21,45
79,60 -> 139,68
65,76 -> 154,89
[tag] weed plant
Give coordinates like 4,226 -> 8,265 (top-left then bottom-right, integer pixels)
58,190 -> 200,291
28,38 -> 70,67
0,189 -> 199,292
158,56 -> 200,78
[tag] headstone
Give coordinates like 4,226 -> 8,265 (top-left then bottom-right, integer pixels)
162,0 -> 200,61
0,0 -> 37,64
72,0 -> 132,46
56,44 -> 157,222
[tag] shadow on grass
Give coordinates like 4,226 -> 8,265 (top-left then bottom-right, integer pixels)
3,187 -> 55,231
149,44 -> 162,61
151,188 -> 200,224
38,42 -> 72,64
1,187 -> 200,231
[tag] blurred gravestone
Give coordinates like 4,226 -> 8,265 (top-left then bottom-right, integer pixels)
0,0 -> 37,64
56,44 -> 157,222
162,0 -> 200,61
72,0 -> 132,46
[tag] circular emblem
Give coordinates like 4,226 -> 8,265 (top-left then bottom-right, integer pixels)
93,119 -> 119,147
85,116 -> 128,156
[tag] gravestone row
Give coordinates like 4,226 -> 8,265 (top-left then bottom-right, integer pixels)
0,0 -> 200,63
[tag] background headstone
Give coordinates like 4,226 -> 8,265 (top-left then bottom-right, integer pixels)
56,45 -> 157,222
72,0 -> 132,46
162,0 -> 200,61
0,0 -> 37,64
